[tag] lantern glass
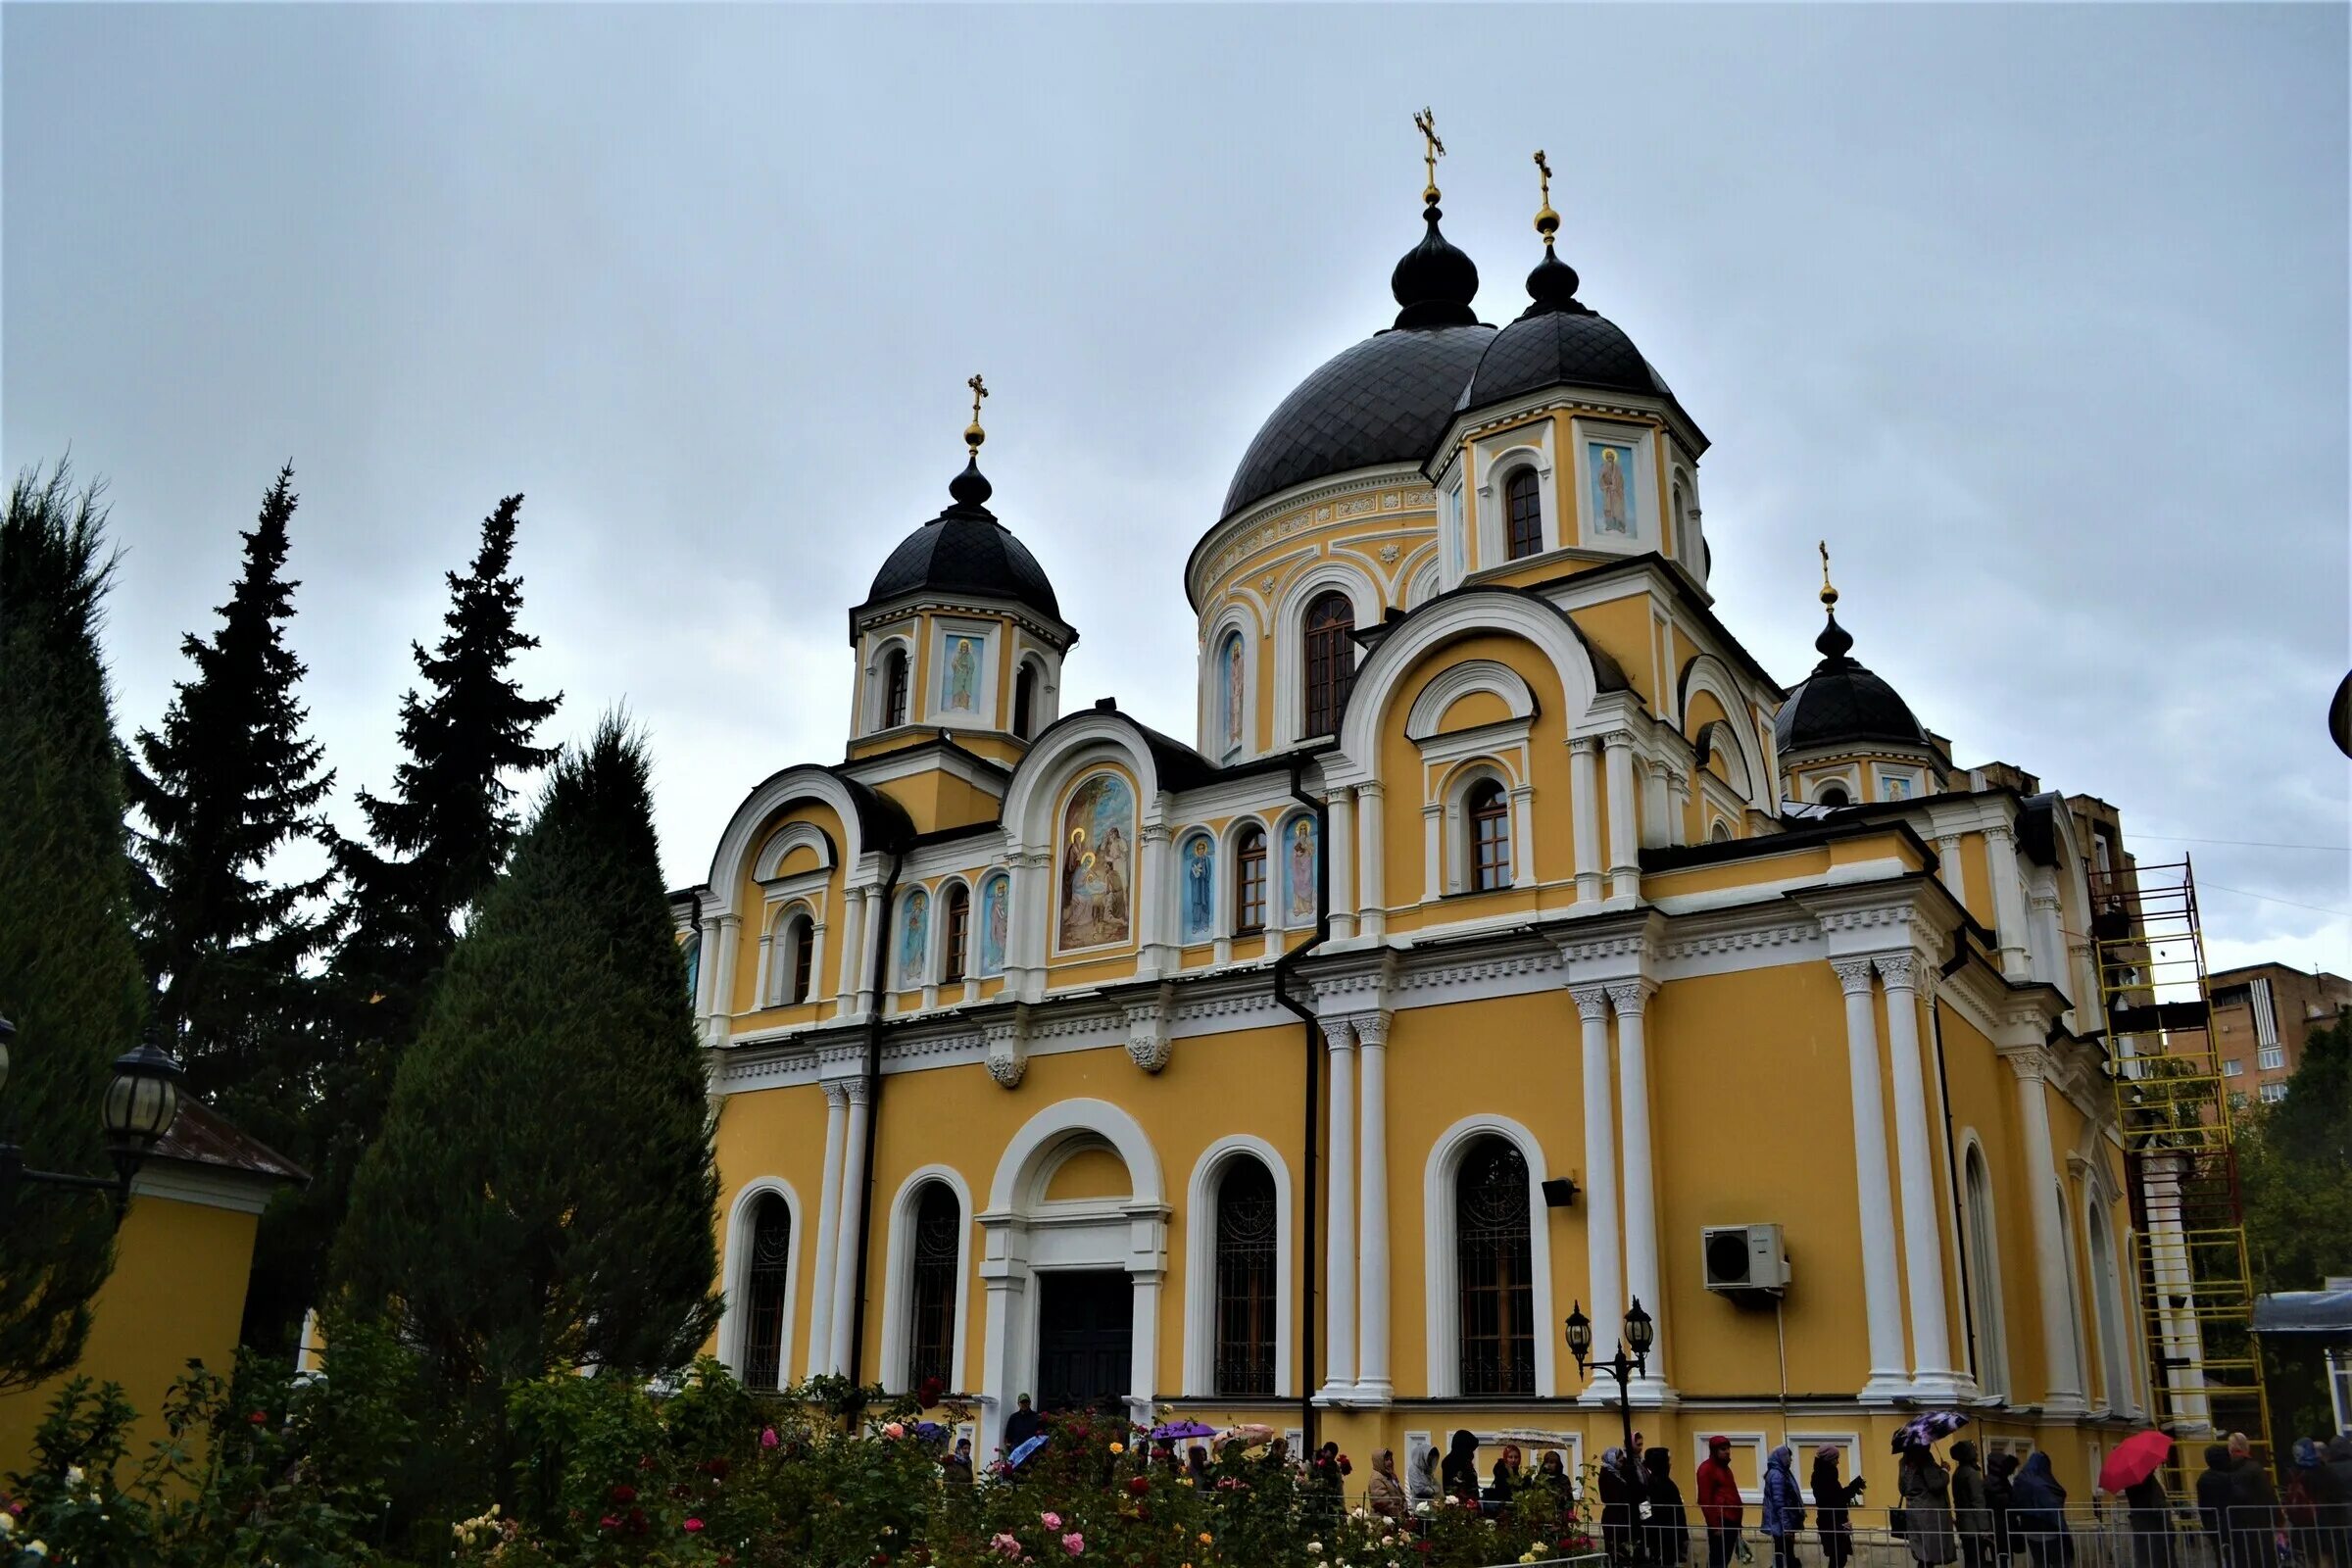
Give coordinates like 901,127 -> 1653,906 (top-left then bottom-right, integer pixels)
1624,1298 -> 1655,1356
1565,1301 -> 1592,1362
103,1040 -> 183,1147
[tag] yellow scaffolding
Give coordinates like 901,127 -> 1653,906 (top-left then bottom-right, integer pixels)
2091,856 -> 2270,1463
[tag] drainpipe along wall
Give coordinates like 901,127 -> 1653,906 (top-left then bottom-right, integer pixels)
844,850 -> 905,1391
1270,753 -> 1333,1450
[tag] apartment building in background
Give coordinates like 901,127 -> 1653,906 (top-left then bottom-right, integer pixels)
2209,961 -> 2352,1109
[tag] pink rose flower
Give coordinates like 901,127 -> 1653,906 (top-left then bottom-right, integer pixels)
1040,1511 -> 1062,1530
1061,1532 -> 1085,1556
884,1422 -> 905,1439
684,1518 -> 705,1534
760,1427 -> 779,1448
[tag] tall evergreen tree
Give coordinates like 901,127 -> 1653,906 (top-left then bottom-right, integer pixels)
126,463 -> 336,1123
243,496 -> 561,1349
0,463 -> 147,1389
336,716 -> 717,1412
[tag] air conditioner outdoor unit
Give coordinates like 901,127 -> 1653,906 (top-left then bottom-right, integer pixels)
1702,1224 -> 1791,1297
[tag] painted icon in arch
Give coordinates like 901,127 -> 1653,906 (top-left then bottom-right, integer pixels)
1180,832 -> 1216,943
1283,815 -> 1318,922
942,634 -> 982,713
1056,772 -> 1135,951
977,873 -> 1010,977
1589,441 -> 1638,537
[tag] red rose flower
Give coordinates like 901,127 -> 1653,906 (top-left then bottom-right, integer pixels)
599,1515 -> 620,1532
1126,1475 -> 1150,1495
247,1410 -> 269,1426
609,1484 -> 638,1504
683,1517 -> 705,1534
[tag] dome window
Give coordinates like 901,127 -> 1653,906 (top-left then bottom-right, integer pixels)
1818,783 -> 1850,808
881,647 -> 910,730
1301,592 -> 1356,738
1012,662 -> 1037,739
1505,468 -> 1544,561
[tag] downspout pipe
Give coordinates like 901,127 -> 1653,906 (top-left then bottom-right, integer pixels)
1269,753 -> 1333,1451
845,850 -> 906,1392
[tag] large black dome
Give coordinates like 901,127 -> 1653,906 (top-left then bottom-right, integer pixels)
858,458 -> 1060,623
1774,610 -> 1926,753
1221,323 -> 1494,518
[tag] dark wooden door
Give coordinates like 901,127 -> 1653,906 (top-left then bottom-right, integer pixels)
1035,1270 -> 1132,1413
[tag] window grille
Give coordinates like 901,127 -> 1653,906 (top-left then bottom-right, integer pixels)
1213,1159 -> 1278,1396
742,1195 -> 792,1391
1302,593 -> 1356,737
1455,1138 -> 1535,1396
907,1183 -> 960,1390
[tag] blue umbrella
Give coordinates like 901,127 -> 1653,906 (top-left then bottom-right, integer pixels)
1008,1433 -> 1050,1469
1890,1411 -> 1969,1453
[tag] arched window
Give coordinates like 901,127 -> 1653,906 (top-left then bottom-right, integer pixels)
1455,1137 -> 1535,1396
1671,482 -> 1690,560
1467,779 -> 1511,891
942,885 -> 970,985
906,1182 -> 960,1392
1710,821 -> 1734,844
682,935 -> 702,1004
1213,1158 -> 1278,1396
1962,1146 -> 2007,1398
1818,783 -> 1850,808
776,911 -> 814,1005
740,1193 -> 792,1391
1235,826 -> 1268,934
881,647 -> 910,729
2086,1197 -> 2131,1411
1012,662 -> 1037,739
1301,592 -> 1356,738
1505,468 -> 1544,560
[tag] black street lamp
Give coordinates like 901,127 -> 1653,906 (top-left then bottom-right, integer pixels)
1568,1298 -> 1656,1562
0,1016 -> 186,1223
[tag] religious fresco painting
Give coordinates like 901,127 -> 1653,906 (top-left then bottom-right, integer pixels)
1219,632 -> 1246,760
898,889 -> 929,988
1180,832 -> 1216,943
1056,772 -> 1135,951
1283,815 -> 1318,923
1588,440 -> 1638,537
977,873 -> 1010,977
940,633 -> 983,714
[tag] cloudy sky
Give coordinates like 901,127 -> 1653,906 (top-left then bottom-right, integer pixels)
6,5 -> 2345,975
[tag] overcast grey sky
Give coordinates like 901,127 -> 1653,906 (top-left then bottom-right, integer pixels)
6,4 -> 2346,974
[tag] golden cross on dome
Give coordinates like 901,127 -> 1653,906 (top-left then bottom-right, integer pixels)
1818,539 -> 1838,607
1533,149 -> 1559,242
965,373 -> 988,454
1414,107 -> 1446,204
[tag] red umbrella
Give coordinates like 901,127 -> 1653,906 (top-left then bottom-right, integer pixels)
2099,1431 -> 2174,1492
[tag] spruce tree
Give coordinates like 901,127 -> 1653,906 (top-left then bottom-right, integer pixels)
126,463 -> 336,1125
0,463 -> 148,1389
337,716 -> 718,1410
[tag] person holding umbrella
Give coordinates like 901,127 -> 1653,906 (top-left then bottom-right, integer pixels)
1899,1443 -> 1960,1568
2098,1430 -> 2177,1568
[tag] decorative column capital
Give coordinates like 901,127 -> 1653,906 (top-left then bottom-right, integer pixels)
1141,821 -> 1171,846
1570,736 -> 1600,758
1570,984 -> 1613,1022
1601,729 -> 1637,754
1605,979 -> 1656,1018
841,1078 -> 873,1107
1874,953 -> 1919,992
1356,780 -> 1386,803
1125,985 -> 1173,1074
823,1081 -> 851,1108
1830,956 -> 1879,996
1984,822 -> 2016,848
1340,1011 -> 1391,1050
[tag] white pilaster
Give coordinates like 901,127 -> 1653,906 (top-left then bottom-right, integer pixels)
694,915 -> 724,1026
808,1082 -> 849,1375
1571,739 -> 1603,906
2011,1054 -> 2087,1413
1137,822 -> 1172,977
1665,768 -> 1691,848
1878,955 -> 1964,1398
1603,731 -> 1641,904
1509,785 -> 1537,886
1354,1012 -> 1393,1402
1319,1020 -> 1357,1400
834,892 -> 863,1011
1572,984 -> 1623,1403
1984,824 -> 2033,981
754,927 -> 775,1010
1640,760 -> 1670,851
855,887 -> 882,1015
1833,957 -> 1913,1401
1356,784 -> 1387,941
1329,789 -> 1357,941
1935,834 -> 1969,909
706,912 -> 742,1048
1608,981 -> 1675,1404
828,1079 -> 872,1374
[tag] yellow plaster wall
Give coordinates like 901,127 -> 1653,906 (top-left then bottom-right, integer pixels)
1437,689 -> 1513,733
0,1196 -> 259,1472
1043,1144 -> 1131,1202
1566,596 -> 1661,711
709,1082 -> 838,1377
1934,1004 -> 2044,1401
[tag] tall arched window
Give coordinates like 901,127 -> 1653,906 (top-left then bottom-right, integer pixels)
776,911 -> 814,1005
1012,662 -> 1037,739
1301,592 -> 1356,738
881,647 -> 910,729
1671,483 -> 1690,560
1962,1146 -> 2007,1397
1213,1158 -> 1278,1396
2086,1198 -> 2131,1412
1456,1137 -> 1535,1396
906,1181 -> 960,1391
1235,826 -> 1268,934
1467,779 -> 1511,891
1505,468 -> 1544,560
942,885 -> 970,984
740,1194 -> 792,1391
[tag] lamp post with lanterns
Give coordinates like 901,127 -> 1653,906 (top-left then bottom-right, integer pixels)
0,1015 -> 186,1224
1567,1297 -> 1656,1562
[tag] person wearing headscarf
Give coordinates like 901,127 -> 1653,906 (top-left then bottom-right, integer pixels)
1367,1447 -> 1407,1524
1698,1436 -> 1747,1568
1443,1429 -> 1483,1508
1411,1443 -> 1441,1504
1646,1443 -> 1691,1567
1814,1445 -> 1864,1568
2007,1450 -> 2073,1568
1900,1443 -> 1959,1568
1764,1445 -> 1807,1568
1952,1442 -> 1991,1568
1601,1446 -> 1635,1564
2196,1446 -> 2238,1568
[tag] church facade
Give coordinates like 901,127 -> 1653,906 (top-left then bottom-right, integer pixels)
675,159 -> 2148,1498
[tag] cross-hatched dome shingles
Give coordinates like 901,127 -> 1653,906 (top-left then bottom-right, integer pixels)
858,457 -> 1060,623
1773,608 -> 1927,754
1458,309 -> 1675,413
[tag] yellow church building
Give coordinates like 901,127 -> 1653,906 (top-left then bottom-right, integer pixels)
674,147 -> 2157,1499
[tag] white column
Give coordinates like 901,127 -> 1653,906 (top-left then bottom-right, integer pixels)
828,1079 -> 872,1374
1603,732 -> 1640,903
1571,740 -> 1603,906
1878,955 -> 1963,1397
1609,981 -> 1673,1403
694,915 -> 724,1025
1320,1020 -> 1357,1399
1935,834 -> 1969,910
1984,825 -> 2033,980
1640,760 -> 1670,851
706,912 -> 743,1048
855,887 -> 883,1015
976,1221 -> 1029,1458
1573,985 -> 1623,1403
1356,784 -> 1387,940
1137,822 -> 1171,975
754,927 -> 775,1010
1128,1267 -> 1162,1430
1665,769 -> 1691,848
1354,1012 -> 1393,1401
1509,786 -> 1537,887
2011,1054 -> 2086,1412
808,1083 -> 849,1375
1833,957 -> 1912,1400
1329,789 -> 1357,941
835,892 -> 864,1010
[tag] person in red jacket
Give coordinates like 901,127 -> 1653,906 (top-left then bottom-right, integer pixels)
1698,1435 -> 1748,1568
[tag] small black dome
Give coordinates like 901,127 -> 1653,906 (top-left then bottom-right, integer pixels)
1459,309 -> 1675,413
1774,609 -> 1927,753
1390,201 -> 1480,329
859,460 -> 1059,622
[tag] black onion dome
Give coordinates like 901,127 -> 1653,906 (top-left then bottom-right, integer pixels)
1390,201 -> 1480,329
858,457 -> 1059,622
1458,241 -> 1676,414
1773,609 -> 1927,753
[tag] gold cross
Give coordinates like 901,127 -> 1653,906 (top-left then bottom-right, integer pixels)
965,373 -> 988,453
1414,107 -> 1446,204
1533,149 -> 1559,240
1818,539 -> 1838,607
